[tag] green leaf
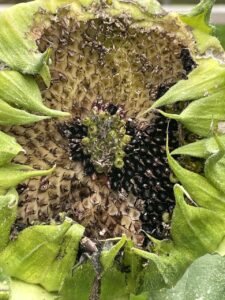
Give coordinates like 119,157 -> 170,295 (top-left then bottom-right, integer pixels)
0,99 -> 49,126
167,144 -> 225,211
0,164 -> 55,192
11,280 -> 57,300
0,131 -> 24,166
158,89 -> 225,137
150,58 -> 225,110
0,71 -> 70,117
171,135 -> 225,158
59,261 -> 96,300
101,235 -> 127,271
0,188 -> 18,252
0,270 -> 10,300
0,219 -> 85,292
150,254 -> 225,300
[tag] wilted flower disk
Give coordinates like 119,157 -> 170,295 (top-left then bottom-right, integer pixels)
4,5 -> 197,245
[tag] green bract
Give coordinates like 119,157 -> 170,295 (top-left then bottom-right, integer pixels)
0,0 -> 225,299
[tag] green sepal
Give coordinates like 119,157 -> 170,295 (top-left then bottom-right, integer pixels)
99,236 -> 131,300
179,0 -> 223,54
171,135 -> 225,158
101,234 -> 127,271
0,219 -> 85,292
0,188 -> 18,252
166,141 -> 225,211
0,164 -> 55,192
149,58 -> 225,110
158,88 -> 225,137
204,141 -> 225,193
0,2 -> 51,84
133,184 -> 225,292
122,240 -> 143,295
0,131 -> 24,167
0,99 -> 49,126
187,0 -> 215,24
0,270 -> 10,300
0,71 -> 70,117
170,185 -> 225,253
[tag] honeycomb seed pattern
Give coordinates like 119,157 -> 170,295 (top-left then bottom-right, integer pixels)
38,9 -> 193,120
1,7 -> 196,245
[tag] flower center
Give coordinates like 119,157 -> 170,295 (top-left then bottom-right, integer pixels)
81,103 -> 131,173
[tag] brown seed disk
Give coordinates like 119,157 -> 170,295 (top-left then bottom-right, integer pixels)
3,7 -> 195,245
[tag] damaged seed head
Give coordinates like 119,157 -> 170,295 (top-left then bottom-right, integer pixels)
6,4 -> 197,245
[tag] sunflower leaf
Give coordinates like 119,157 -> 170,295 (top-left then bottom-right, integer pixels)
171,135 -> 225,158
0,164 -> 55,192
150,254 -> 225,300
0,131 -> 24,167
0,188 -> 18,252
0,219 -> 85,292
150,58 -> 225,110
0,71 -> 70,117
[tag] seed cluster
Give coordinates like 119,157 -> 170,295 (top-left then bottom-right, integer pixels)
109,115 -> 179,239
